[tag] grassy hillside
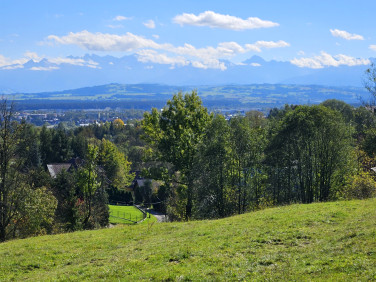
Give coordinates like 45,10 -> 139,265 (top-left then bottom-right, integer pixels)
0,199 -> 375,281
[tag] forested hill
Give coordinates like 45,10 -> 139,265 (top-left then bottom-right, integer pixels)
8,83 -> 370,111
0,198 -> 375,280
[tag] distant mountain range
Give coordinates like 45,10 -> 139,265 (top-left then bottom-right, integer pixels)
7,83 -> 370,111
0,54 -> 372,93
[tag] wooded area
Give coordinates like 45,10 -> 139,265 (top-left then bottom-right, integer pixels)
1,86 -> 376,241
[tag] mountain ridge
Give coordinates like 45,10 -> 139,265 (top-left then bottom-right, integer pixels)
0,54 -> 372,93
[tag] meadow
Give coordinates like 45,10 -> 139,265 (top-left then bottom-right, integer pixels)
108,205 -> 146,224
0,198 -> 375,281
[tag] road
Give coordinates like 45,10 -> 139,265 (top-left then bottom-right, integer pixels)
147,209 -> 168,222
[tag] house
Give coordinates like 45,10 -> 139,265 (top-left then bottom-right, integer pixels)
47,158 -> 83,178
128,171 -> 160,192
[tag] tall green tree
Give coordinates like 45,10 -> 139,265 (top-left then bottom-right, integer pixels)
142,91 -> 211,219
39,125 -> 53,167
97,139 -> 133,190
0,99 -> 26,241
266,105 -> 353,203
229,116 -> 267,213
77,144 -> 101,228
194,115 -> 235,218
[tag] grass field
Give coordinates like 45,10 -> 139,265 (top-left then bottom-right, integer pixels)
0,199 -> 375,281
108,205 -> 146,224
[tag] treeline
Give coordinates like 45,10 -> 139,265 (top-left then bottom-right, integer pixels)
1,89 -> 376,241
142,92 -> 376,220
0,102 -> 144,242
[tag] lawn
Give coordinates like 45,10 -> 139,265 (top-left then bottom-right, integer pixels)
108,205 -> 145,224
0,198 -> 375,281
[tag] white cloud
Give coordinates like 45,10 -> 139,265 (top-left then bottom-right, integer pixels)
47,31 -> 290,70
48,57 -> 100,68
250,63 -> 261,67
48,30 -> 167,52
113,15 -> 131,21
290,51 -> 370,69
245,40 -> 290,52
297,50 -> 305,56
137,49 -> 189,67
30,66 -> 60,71
143,20 -> 155,29
330,29 -> 364,40
0,52 -> 100,70
0,52 -> 42,69
152,34 -> 159,39
173,11 -> 279,30
369,45 -> 376,51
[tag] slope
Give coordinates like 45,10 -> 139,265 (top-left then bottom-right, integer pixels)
0,199 -> 375,281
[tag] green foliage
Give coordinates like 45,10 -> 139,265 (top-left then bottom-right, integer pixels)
362,128 -> 376,157
321,99 -> 354,123
13,186 -> 57,238
0,199 -> 375,280
50,123 -> 72,162
266,105 -> 354,203
97,139 -> 133,189
194,115 -> 235,218
341,172 -> 376,200
76,144 -> 101,228
142,91 -> 211,219
52,170 -> 81,231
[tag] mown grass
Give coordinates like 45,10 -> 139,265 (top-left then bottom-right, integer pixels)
0,199 -> 375,281
108,205 -> 145,224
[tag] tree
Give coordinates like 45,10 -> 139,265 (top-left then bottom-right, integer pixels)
229,116 -> 267,213
266,105 -> 353,203
97,139 -> 133,190
142,91 -> 211,219
77,144 -> 101,228
39,125 -> 53,167
0,99 -> 27,241
194,115 -> 235,218
321,99 -> 354,123
51,123 -> 72,162
364,61 -> 376,106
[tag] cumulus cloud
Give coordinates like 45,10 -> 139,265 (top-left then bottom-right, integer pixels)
48,30 -> 167,52
143,20 -> 156,29
369,45 -> 376,51
173,11 -> 279,30
0,52 -> 42,69
113,15 -> 131,21
330,29 -> 364,40
136,49 -> 189,67
290,51 -> 370,69
47,31 -> 290,70
245,40 -> 290,52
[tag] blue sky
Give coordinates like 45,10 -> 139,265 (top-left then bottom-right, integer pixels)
1,0 -> 376,70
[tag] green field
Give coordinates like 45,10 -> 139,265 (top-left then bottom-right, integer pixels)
0,199 -> 375,281
108,205 -> 146,224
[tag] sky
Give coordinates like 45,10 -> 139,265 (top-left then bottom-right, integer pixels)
1,0 -> 376,71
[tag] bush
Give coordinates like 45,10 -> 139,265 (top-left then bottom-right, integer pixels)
342,172 -> 376,200
13,186 -> 57,238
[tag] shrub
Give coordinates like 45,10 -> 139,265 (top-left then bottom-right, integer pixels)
342,172 -> 376,200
